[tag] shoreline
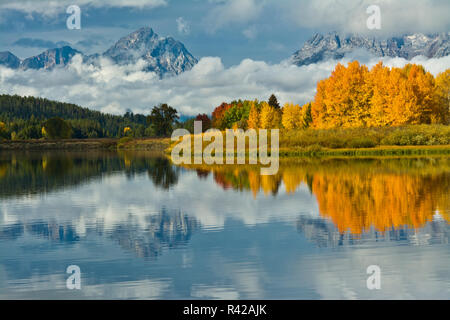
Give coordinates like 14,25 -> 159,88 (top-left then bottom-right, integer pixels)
0,138 -> 118,150
1,139 -> 449,158
0,138 -> 171,151
278,145 -> 450,157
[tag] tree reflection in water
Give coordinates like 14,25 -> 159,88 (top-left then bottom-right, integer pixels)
182,157 -> 450,236
1,151 -> 448,252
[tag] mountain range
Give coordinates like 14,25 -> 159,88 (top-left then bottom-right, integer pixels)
1,28 -> 449,76
291,32 -> 450,66
0,27 -> 198,77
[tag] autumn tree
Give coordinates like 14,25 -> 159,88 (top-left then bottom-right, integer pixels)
247,102 -> 260,129
397,64 -> 435,124
433,69 -> 450,124
212,103 -> 232,129
312,61 -> 371,128
366,62 -> 393,126
195,113 -> 212,132
312,61 -> 445,128
282,103 -> 302,129
0,121 -> 8,140
260,102 -> 281,129
123,127 -> 132,136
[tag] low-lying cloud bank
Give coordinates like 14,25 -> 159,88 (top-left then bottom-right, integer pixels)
0,52 -> 449,116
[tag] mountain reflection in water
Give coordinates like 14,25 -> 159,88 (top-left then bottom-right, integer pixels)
0,152 -> 448,242
0,151 -> 448,299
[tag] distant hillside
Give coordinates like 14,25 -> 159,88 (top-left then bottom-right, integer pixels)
0,94 -> 147,139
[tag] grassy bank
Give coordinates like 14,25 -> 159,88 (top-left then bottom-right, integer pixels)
279,145 -> 450,157
168,125 -> 450,158
0,137 -> 172,151
279,125 -> 450,149
2,125 -> 449,157
279,125 -> 450,156
0,138 -> 118,150
116,137 -> 171,151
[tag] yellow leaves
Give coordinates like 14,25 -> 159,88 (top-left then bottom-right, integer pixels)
182,160 -> 449,234
312,170 -> 447,234
41,127 -> 47,137
312,61 -> 444,129
247,102 -> 260,129
259,102 -> 271,129
259,102 -> 281,129
123,127 -> 131,135
281,103 -> 302,129
433,69 -> 450,124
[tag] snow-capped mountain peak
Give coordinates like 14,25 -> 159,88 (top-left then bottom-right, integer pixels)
291,32 -> 450,66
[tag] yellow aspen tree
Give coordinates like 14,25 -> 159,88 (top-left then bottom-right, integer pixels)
282,102 -> 302,129
311,62 -> 371,128
311,79 -> 329,128
271,107 -> 282,129
433,69 -> 450,124
247,102 -> 260,129
402,64 -> 435,124
367,62 -> 391,126
259,102 -> 272,129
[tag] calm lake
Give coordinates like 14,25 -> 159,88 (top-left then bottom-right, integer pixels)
0,151 -> 448,299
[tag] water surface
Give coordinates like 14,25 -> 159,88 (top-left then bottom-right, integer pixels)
0,151 -> 448,299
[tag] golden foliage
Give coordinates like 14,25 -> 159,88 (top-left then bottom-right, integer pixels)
312,62 -> 448,128
281,103 -> 302,129
123,127 -> 131,135
312,170 -> 449,234
433,69 -> 450,124
259,102 -> 281,129
181,158 -> 450,234
247,102 -> 260,129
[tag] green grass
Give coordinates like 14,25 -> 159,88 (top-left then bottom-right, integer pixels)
167,124 -> 450,158
279,145 -> 450,157
117,137 -> 171,151
279,125 -> 450,149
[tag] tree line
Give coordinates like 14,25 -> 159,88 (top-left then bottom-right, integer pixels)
0,95 -> 182,140
209,62 -> 449,131
1,61 -> 448,141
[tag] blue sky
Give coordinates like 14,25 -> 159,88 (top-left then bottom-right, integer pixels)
1,0 -> 449,65
0,0 -> 449,116
0,0 -> 308,65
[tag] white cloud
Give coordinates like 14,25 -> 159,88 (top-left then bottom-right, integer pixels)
281,0 -> 450,36
205,0 -> 265,32
176,17 -> 190,35
0,167 -> 448,299
0,0 -> 167,17
0,52 -> 449,117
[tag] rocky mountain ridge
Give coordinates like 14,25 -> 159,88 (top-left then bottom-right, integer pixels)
0,27 -> 197,77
